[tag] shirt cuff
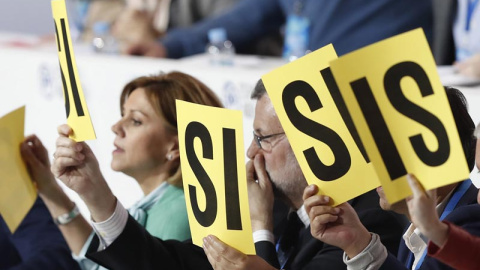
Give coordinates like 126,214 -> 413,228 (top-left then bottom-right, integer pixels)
72,231 -> 94,260
91,199 -> 128,249
72,232 -> 99,270
253,229 -> 275,244
343,233 -> 387,270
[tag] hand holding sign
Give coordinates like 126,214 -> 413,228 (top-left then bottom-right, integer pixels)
177,100 -> 255,254
52,0 -> 96,141
303,184 -> 372,259
0,106 -> 36,233
50,124 -> 115,222
203,235 -> 276,270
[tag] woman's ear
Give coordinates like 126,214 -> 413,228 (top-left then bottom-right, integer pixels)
166,149 -> 180,161
166,136 -> 180,161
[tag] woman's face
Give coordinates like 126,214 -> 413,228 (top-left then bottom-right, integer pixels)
111,88 -> 175,178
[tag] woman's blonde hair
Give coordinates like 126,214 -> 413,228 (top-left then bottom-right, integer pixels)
120,71 -> 223,187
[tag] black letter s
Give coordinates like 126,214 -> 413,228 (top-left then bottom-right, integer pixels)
282,80 -> 351,181
385,61 -> 450,166
185,122 -> 217,227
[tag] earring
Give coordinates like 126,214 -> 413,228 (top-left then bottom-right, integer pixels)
167,154 -> 172,160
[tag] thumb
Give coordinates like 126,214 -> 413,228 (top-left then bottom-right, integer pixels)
406,173 -> 425,198
303,184 -> 318,201
20,141 -> 43,169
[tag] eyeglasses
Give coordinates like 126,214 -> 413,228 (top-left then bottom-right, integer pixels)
253,131 -> 286,151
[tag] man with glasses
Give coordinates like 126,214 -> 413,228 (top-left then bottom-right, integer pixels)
202,80 -> 407,269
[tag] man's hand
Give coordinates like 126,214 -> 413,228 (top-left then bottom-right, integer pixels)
112,9 -> 159,45
455,54 -> 480,78
123,41 -> 167,57
21,134 -> 62,198
247,154 -> 274,232
303,184 -> 371,259
203,235 -> 277,270
405,174 -> 448,247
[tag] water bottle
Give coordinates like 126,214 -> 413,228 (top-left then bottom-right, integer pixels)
91,21 -> 118,54
206,28 -> 235,66
282,1 -> 310,61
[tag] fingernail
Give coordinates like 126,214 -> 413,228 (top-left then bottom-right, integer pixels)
76,144 -> 83,151
323,196 -> 330,203
334,207 -> 340,214
78,153 -> 85,160
308,185 -> 315,191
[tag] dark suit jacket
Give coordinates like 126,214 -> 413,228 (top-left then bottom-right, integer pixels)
380,183 -> 480,270
87,190 -> 407,270
87,215 -> 211,270
256,190 -> 408,270
0,197 -> 80,270
87,198 -> 288,270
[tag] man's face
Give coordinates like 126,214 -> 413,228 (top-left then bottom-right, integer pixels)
247,95 -> 306,205
376,186 -> 409,215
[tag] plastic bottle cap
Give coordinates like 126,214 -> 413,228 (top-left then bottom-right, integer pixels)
208,28 -> 227,43
92,21 -> 110,35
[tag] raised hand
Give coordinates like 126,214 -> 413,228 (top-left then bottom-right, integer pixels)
203,235 -> 277,270
20,134 -> 61,198
51,124 -> 116,222
303,184 -> 371,258
405,174 -> 448,246
22,134 -> 93,254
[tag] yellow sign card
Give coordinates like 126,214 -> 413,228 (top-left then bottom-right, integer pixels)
0,106 -> 37,233
262,44 -> 380,206
176,100 -> 255,254
52,0 -> 96,141
330,28 -> 470,203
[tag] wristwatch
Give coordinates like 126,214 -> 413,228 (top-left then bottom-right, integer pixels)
54,204 -> 80,225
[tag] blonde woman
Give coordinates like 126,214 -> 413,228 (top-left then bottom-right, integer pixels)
33,71 -> 222,270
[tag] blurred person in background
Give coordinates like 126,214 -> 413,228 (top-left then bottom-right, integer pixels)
124,0 -> 433,59
78,0 -> 240,51
433,0 -> 480,78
